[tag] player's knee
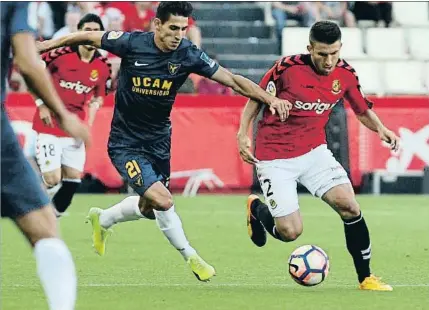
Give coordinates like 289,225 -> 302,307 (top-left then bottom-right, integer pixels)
43,173 -> 62,188
277,224 -> 303,242
336,197 -> 361,219
152,194 -> 174,211
16,205 -> 58,246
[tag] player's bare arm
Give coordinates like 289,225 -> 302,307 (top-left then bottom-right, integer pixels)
210,66 -> 292,121
237,99 -> 263,164
12,32 -> 91,145
37,31 -> 105,53
356,109 -> 399,151
88,96 -> 103,126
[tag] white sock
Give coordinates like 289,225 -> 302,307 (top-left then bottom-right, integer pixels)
99,196 -> 145,229
154,206 -> 197,260
34,238 -> 77,310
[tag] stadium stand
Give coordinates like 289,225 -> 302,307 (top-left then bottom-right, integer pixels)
195,2 -> 429,95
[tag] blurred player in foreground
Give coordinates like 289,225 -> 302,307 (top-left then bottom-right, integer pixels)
1,2 -> 91,309
33,13 -> 111,217
238,21 -> 399,291
37,1 -> 290,282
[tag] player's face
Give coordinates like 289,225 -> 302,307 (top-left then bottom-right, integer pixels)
154,14 -> 189,51
80,22 -> 101,51
307,40 -> 342,75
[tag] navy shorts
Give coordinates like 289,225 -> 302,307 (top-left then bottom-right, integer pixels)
1,109 -> 50,219
108,147 -> 170,196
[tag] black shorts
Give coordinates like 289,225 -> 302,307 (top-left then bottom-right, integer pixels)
1,109 -> 50,219
108,147 -> 170,196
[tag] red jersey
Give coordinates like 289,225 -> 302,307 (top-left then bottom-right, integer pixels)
255,54 -> 372,160
33,46 -> 111,137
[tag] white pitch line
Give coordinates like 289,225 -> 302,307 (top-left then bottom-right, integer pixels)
7,283 -> 429,288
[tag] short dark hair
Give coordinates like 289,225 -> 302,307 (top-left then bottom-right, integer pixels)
156,2 -> 193,24
77,13 -> 105,31
309,21 -> 341,45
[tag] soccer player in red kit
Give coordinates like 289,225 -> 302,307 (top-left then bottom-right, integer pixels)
237,21 -> 399,291
33,14 -> 111,216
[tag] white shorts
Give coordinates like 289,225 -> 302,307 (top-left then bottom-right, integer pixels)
255,144 -> 351,218
35,133 -> 86,173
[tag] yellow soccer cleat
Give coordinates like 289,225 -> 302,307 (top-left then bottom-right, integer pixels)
247,194 -> 267,247
359,275 -> 393,291
187,254 -> 216,282
86,207 -> 111,256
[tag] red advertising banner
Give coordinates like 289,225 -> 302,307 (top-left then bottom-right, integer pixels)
5,93 -> 429,189
4,94 -> 252,191
347,96 -> 429,186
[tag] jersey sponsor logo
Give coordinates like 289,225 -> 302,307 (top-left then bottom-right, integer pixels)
90,69 -> 99,82
331,79 -> 341,95
59,79 -> 93,94
294,99 -> 337,114
200,52 -> 216,68
168,62 -> 181,75
266,81 -> 276,96
131,77 -> 173,96
107,31 -> 124,40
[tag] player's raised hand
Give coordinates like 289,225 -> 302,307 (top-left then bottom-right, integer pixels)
268,98 -> 292,122
38,104 -> 53,127
237,133 -> 259,165
58,113 -> 92,147
379,128 -> 400,152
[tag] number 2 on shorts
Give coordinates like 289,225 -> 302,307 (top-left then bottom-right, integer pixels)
263,179 -> 273,197
125,160 -> 141,179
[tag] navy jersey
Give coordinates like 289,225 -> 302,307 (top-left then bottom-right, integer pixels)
101,31 -> 219,159
1,2 -> 35,103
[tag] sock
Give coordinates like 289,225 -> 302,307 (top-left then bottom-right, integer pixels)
343,212 -> 371,283
99,196 -> 146,229
52,179 -> 81,213
34,238 -> 77,310
154,206 -> 197,260
251,199 -> 283,240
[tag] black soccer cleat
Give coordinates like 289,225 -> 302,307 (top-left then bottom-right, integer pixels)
246,195 -> 267,247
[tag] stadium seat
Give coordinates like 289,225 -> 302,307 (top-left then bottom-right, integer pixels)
282,28 -> 309,56
383,61 -> 427,95
408,28 -> 429,60
393,2 -> 429,26
340,28 -> 367,59
346,60 -> 383,96
366,28 -> 408,60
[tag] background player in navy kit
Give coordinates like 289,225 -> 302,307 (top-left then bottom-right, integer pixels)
1,2 -> 91,309
38,1 -> 291,282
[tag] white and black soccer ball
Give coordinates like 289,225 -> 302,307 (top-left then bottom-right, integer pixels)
288,244 -> 330,286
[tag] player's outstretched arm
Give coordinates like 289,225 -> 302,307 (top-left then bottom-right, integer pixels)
36,31 -> 105,53
237,99 -> 262,164
12,32 -> 91,145
210,66 -> 292,121
356,109 -> 399,151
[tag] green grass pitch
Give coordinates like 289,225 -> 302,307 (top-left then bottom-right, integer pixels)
2,195 -> 429,310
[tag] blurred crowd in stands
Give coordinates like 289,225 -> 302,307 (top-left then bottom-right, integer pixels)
8,1 -> 394,96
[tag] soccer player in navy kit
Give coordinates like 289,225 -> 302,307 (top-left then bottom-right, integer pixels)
38,2 -> 291,282
1,2 -> 90,309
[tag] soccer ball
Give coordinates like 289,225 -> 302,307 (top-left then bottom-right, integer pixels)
288,244 -> 330,287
